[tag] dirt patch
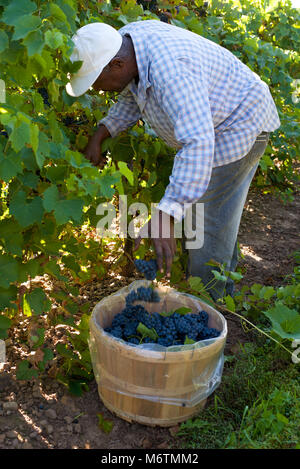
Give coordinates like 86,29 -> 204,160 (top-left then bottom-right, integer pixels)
0,187 -> 299,449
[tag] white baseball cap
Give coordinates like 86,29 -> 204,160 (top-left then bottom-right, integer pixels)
66,23 -> 123,97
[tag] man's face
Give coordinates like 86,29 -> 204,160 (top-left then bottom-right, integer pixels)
92,61 -> 131,93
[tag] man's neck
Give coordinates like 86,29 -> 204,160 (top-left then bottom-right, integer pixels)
124,34 -> 139,84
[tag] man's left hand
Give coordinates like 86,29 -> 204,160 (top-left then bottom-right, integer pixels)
133,209 -> 177,277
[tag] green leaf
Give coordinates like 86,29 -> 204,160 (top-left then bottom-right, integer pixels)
26,288 -> 51,315
9,121 -> 31,152
30,123 -> 39,155
22,30 -> 44,56
224,295 -> 235,312
45,29 -> 64,49
49,3 -> 68,23
259,286 -> 276,300
4,232 -> 23,256
0,30 -> 9,53
212,270 -> 228,283
99,174 -> 120,199
118,161 -> 134,186
173,307 -> 192,316
2,0 -> 37,25
184,336 -> 196,345
56,343 -> 78,360
263,302 -> 300,340
0,254 -> 19,288
0,315 -> 12,330
35,131 -> 50,169
68,381 -> 85,397
0,150 -> 23,181
188,276 -> 205,292
16,360 -> 38,381
137,322 -> 158,341
43,186 -> 84,225
228,271 -> 243,281
97,413 -> 114,433
250,284 -> 263,297
12,15 -> 41,41
0,286 -> 17,310
10,191 -> 44,227
23,294 -> 32,317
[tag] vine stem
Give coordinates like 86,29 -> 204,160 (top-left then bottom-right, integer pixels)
176,283 -> 294,357
123,251 -> 135,266
217,305 -> 293,357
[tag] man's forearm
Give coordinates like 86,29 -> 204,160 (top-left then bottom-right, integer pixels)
95,124 -> 111,142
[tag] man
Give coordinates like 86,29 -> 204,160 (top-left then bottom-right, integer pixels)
66,21 -> 280,300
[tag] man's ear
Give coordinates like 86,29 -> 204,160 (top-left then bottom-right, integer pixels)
109,57 -> 125,69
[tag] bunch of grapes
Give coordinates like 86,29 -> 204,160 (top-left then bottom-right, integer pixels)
126,286 -> 160,306
104,290 -> 220,347
37,87 -> 50,107
134,259 -> 158,280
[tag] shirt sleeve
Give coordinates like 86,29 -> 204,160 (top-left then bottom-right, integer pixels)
98,87 -> 141,138
156,73 -> 215,222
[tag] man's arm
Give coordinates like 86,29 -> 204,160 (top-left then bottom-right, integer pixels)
84,124 -> 111,166
135,72 -> 215,277
84,87 -> 141,166
98,86 -> 141,138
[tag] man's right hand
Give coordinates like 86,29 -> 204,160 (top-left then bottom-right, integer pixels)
84,124 -> 111,168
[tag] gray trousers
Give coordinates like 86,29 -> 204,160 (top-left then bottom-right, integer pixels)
185,132 -> 270,300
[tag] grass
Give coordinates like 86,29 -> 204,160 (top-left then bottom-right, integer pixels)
174,341 -> 300,449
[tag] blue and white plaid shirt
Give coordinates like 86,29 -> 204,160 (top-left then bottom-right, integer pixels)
99,20 -> 280,221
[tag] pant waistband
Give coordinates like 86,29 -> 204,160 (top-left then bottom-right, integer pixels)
256,131 -> 270,141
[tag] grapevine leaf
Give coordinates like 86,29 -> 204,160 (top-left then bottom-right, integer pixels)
43,186 -> 83,225
26,288 -> 51,315
0,151 -> 23,181
9,121 -> 31,151
0,315 -> 12,330
118,161 -> 134,186
228,271 -> 243,281
188,276 -> 205,292
10,191 -> 44,227
224,295 -> 235,312
2,0 -> 37,25
137,322 -> 158,340
12,15 -> 41,41
212,270 -> 228,283
45,30 -> 64,49
42,185 -> 59,212
49,3 -> 68,24
56,343 -> 78,360
0,30 -> 9,53
16,360 -> 38,381
97,413 -> 114,433
0,254 -> 19,288
0,286 -> 17,310
184,336 -> 196,345
173,307 -> 192,316
263,303 -> 300,340
22,30 -> 44,56
259,286 -> 276,300
99,174 -> 120,198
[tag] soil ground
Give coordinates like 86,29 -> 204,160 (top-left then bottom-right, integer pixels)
0,186 -> 299,450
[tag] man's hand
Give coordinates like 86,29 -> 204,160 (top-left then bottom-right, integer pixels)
84,124 -> 111,167
134,209 -> 177,278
